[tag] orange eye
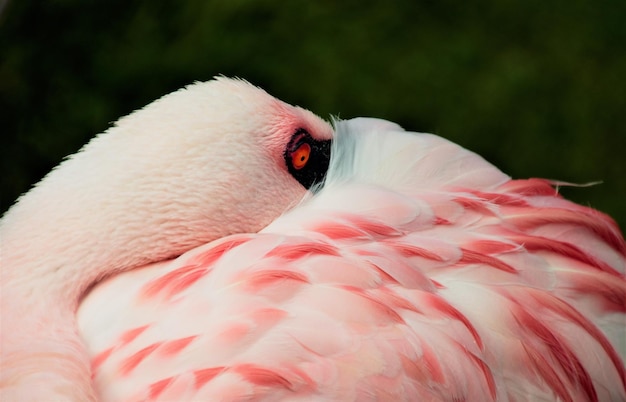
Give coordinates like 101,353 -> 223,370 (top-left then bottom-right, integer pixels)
291,143 -> 311,170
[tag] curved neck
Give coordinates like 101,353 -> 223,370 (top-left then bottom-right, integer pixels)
0,170 -> 165,400
0,284 -> 96,401
0,187 -> 111,399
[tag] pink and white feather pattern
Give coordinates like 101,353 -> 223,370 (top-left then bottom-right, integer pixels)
78,118 -> 626,401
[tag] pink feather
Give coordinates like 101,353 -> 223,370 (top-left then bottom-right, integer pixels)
77,118 -> 626,401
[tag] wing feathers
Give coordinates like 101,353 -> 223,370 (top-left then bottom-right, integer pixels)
78,119 -> 625,401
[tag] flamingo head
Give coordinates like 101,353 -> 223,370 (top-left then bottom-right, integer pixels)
1,77 -> 333,292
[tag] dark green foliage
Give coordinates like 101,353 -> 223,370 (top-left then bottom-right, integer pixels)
1,1 -> 624,230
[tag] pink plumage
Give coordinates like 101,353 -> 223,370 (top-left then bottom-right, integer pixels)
78,119 -> 625,401
1,78 -> 624,401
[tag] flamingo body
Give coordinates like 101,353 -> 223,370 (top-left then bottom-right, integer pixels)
78,119 -> 626,401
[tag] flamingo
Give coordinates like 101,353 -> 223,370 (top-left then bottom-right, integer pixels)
1,78 -> 625,401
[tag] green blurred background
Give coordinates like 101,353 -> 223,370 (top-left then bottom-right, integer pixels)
1,0 -> 625,230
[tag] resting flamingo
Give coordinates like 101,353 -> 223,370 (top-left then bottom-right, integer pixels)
1,77 -> 624,401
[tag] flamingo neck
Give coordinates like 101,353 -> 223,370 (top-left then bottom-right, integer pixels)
0,200 -> 126,400
0,174 -> 181,400
1,286 -> 97,401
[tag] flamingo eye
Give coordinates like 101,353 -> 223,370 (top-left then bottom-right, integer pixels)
284,128 -> 331,189
291,143 -> 311,170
